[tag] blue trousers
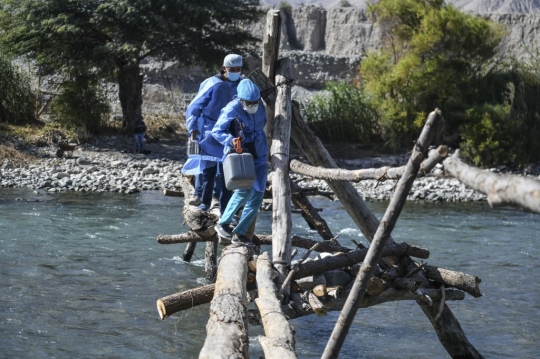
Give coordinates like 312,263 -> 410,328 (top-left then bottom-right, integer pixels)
199,162 -> 232,213
218,188 -> 264,236
134,133 -> 144,152
194,167 -> 224,199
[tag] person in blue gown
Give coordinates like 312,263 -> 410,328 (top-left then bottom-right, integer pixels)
212,79 -> 267,246
181,54 -> 243,213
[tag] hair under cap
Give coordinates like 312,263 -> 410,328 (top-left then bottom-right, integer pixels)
237,79 -> 260,101
223,54 -> 243,68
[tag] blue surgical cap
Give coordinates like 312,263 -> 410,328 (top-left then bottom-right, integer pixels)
237,79 -> 260,101
223,54 -> 243,67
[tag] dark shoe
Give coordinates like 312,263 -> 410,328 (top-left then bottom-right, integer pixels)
231,234 -> 255,246
215,223 -> 233,239
196,204 -> 209,211
187,196 -> 201,206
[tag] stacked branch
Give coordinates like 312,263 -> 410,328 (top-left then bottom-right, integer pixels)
443,151 -> 540,213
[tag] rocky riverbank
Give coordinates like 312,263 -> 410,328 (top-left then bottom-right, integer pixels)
2,135 -> 540,203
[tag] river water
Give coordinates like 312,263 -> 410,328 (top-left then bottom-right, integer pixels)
1,188 -> 539,359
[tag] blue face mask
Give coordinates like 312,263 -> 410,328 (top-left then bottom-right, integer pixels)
227,71 -> 241,82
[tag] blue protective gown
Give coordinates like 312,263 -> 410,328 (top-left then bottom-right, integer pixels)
211,97 -> 268,193
182,75 -> 239,174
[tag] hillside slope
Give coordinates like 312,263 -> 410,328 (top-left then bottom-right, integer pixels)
260,0 -> 540,13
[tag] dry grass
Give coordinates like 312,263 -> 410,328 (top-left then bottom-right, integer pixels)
0,143 -> 36,166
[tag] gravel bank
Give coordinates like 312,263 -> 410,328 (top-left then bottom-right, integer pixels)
2,136 -> 539,203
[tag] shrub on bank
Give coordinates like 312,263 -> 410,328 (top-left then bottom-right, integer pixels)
0,54 -> 36,124
49,74 -> 110,134
301,81 -> 381,144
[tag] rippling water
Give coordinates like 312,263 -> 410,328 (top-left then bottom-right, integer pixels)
1,189 -> 539,359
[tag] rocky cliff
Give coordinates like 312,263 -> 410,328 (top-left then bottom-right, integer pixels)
136,8 -> 540,118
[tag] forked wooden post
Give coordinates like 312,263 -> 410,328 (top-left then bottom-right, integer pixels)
322,110 -> 442,358
271,57 -> 293,286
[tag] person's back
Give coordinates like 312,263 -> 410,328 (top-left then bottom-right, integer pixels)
133,118 -> 146,153
182,54 -> 244,213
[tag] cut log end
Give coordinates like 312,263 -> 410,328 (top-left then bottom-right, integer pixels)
157,299 -> 167,320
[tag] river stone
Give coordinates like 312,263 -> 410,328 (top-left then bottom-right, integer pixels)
77,158 -> 92,165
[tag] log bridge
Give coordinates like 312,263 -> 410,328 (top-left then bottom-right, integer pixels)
154,9 -> 540,359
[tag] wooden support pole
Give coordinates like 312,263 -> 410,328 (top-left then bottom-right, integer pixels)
199,245 -> 251,359
289,145 -> 449,182
443,151 -> 540,213
290,179 -> 335,241
262,9 -> 282,155
322,110 -> 442,359
271,57 -> 293,287
255,252 -> 297,359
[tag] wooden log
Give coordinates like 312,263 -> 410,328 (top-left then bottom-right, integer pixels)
199,245 -> 251,359
307,291 -> 327,316
156,284 -> 215,320
255,252 -> 297,359
271,57 -> 293,287
312,283 -> 327,298
157,231 -> 209,244
205,239 -> 218,284
366,277 -> 386,297
393,277 -> 423,292
290,179 -> 335,241
322,109 -> 442,359
443,151 -> 540,213
182,242 -> 196,263
262,9 -> 281,155
292,242 -> 429,280
280,288 -> 466,320
289,145 -> 449,182
423,265 -> 482,298
255,234 -> 355,254
163,188 -> 183,197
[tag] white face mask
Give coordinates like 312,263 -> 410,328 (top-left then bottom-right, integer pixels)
243,104 -> 259,114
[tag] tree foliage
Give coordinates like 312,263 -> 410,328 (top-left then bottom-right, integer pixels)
0,52 -> 35,124
301,81 -> 380,143
0,0 -> 263,131
361,0 -> 505,149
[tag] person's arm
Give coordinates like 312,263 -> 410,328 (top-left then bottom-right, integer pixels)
186,86 -> 214,137
212,110 -> 236,150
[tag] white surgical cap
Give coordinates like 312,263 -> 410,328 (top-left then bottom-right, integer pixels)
223,54 -> 243,67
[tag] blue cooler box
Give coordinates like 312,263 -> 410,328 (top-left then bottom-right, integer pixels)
223,152 -> 256,190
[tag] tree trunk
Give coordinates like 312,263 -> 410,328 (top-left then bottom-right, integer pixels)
199,245 -> 251,359
117,61 -> 144,133
271,58 -> 293,286
255,252 -> 297,359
